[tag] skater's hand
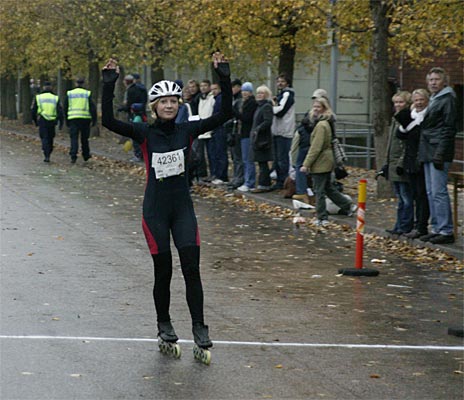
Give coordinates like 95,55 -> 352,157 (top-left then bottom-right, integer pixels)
102,58 -> 120,83
300,166 -> 308,174
212,51 -> 230,78
396,166 -> 404,176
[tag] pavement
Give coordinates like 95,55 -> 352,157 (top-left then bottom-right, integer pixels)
1,122 -> 464,399
1,120 -> 462,263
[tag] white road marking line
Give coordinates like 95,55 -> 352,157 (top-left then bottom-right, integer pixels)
0,335 -> 462,351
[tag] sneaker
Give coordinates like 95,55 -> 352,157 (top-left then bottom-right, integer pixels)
429,234 -> 455,245
420,233 -> 439,242
237,185 -> 250,192
348,203 -> 358,217
314,219 -> 329,227
386,228 -> 402,235
130,156 -> 142,163
70,157 -> 77,164
43,156 -> 50,163
270,170 -> 277,180
292,194 -> 310,204
251,185 -> 271,193
83,155 -> 92,161
211,178 -> 225,185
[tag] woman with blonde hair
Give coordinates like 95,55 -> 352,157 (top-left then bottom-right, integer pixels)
395,88 -> 430,239
101,53 -> 233,361
249,85 -> 274,192
300,97 -> 355,226
384,90 -> 414,235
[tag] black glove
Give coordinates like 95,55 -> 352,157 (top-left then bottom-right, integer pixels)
102,68 -> 119,84
213,61 -> 230,79
433,159 -> 444,170
394,108 -> 414,129
396,166 -> 404,176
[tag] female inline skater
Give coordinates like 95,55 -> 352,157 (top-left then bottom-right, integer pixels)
101,53 -> 232,352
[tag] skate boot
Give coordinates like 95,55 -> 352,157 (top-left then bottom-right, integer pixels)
192,323 -> 212,365
157,321 -> 181,358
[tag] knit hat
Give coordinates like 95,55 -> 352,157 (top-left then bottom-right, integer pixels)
174,79 -> 184,89
241,82 -> 253,92
312,88 -> 328,99
231,78 -> 242,87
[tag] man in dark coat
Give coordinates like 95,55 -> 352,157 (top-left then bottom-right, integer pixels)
418,67 -> 457,244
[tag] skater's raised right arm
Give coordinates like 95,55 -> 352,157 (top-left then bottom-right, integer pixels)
101,58 -> 145,143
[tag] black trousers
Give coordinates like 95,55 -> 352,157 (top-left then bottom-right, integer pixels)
152,245 -> 204,325
69,119 -> 91,159
38,119 -> 56,158
410,169 -> 430,234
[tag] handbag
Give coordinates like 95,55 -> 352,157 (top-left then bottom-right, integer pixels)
334,165 -> 349,180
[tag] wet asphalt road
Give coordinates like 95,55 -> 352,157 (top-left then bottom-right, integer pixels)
1,132 -> 463,400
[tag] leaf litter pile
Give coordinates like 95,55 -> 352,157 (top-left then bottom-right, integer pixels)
2,126 -> 462,273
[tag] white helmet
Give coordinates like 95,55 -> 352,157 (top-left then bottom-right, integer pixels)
149,80 -> 182,102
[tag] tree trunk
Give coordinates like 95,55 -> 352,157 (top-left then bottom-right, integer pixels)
278,37 -> 296,85
0,73 -> 18,120
20,74 -> 33,124
370,0 -> 393,198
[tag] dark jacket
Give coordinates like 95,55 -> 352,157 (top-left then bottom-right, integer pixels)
250,99 -> 273,162
238,96 -> 258,139
419,87 -> 457,163
395,107 -> 427,174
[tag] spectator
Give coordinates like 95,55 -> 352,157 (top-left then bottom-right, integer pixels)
225,79 -> 244,190
210,83 -> 228,184
396,89 -> 431,239
300,97 -> 355,227
197,79 -> 215,180
385,91 -> 414,236
271,73 -> 296,190
419,67 -> 457,244
237,81 -> 258,192
31,81 -> 64,162
250,85 -> 274,193
188,79 -> 201,115
119,74 -> 147,162
64,77 -> 97,163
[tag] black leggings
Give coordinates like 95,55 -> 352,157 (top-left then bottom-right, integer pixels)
152,245 -> 204,325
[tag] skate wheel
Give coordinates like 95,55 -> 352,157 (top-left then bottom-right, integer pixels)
172,343 -> 182,358
158,338 -> 181,359
193,345 -> 211,365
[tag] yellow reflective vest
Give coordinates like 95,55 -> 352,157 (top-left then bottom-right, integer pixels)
67,88 -> 92,120
36,93 -> 59,121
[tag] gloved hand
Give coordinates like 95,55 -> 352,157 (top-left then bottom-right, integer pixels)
394,108 -> 414,129
211,51 -> 230,78
396,166 -> 404,176
433,159 -> 444,170
102,68 -> 119,84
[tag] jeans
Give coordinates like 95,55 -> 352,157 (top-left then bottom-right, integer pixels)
230,137 -> 244,185
241,138 -> 255,188
311,172 -> 352,220
393,181 -> 414,233
69,119 -> 91,159
211,129 -> 228,181
423,162 -> 453,235
272,136 -> 292,187
295,146 -> 309,194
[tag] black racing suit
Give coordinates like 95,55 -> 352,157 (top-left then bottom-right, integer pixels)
102,66 -> 232,326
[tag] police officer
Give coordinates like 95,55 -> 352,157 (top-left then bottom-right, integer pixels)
64,78 -> 97,163
31,81 -> 64,162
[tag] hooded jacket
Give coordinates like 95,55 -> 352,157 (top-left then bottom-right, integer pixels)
418,86 -> 457,163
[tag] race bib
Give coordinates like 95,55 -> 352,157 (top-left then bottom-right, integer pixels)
152,149 -> 185,179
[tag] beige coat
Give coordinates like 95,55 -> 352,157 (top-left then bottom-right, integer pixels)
302,118 -> 334,173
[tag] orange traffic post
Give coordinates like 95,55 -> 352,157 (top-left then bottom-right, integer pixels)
339,179 -> 379,277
